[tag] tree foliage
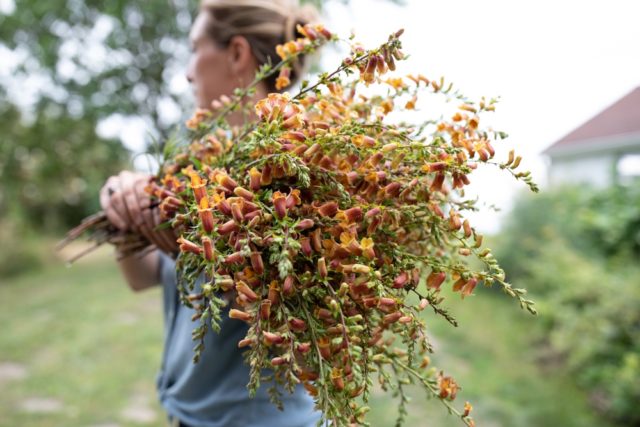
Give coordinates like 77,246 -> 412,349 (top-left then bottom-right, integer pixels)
494,184 -> 640,426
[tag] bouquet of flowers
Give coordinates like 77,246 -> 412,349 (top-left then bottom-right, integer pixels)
61,24 -> 537,426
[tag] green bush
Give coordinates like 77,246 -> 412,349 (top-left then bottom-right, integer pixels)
494,185 -> 640,426
0,218 -> 43,278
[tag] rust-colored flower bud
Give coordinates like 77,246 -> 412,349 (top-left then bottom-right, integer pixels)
458,248 -> 472,256
431,204 -> 445,218
249,167 -> 262,191
461,277 -> 478,298
315,308 -> 333,321
375,54 -> 386,75
378,297 -> 396,307
317,201 -> 338,217
231,201 -> 244,223
260,300 -> 271,320
367,216 -> 382,235
463,219 -> 472,238
215,198 -> 231,216
250,252 -> 264,275
427,271 -> 446,290
238,338 -> 254,348
315,24 -> 332,39
262,331 -> 284,346
283,113 -> 303,130
216,174 -> 238,192
285,189 -> 301,209
351,264 -> 370,274
289,317 -> 307,332
485,141 -> 495,157
199,205 -> 215,235
229,308 -> 252,322
383,311 -> 402,325
275,66 -> 291,91
218,220 -> 239,235
272,191 -> 287,219
344,207 -> 363,223
282,275 -> 295,296
295,218 -> 314,231
202,236 -> 215,261
190,174 -> 207,204
364,208 -> 381,218
310,229 -> 323,252
430,173 -> 445,193
268,281 -> 280,305
362,297 -> 378,308
245,211 -> 261,225
216,277 -> 234,292
283,130 -> 306,142
270,356 -> 286,366
224,251 -> 245,265
300,237 -> 312,256
452,277 -> 466,292
318,257 -> 328,278
393,271 -> 410,289
178,237 -> 202,255
382,45 -> 396,71
296,342 -> 311,354
318,338 -> 331,359
362,55 -> 377,84
331,368 -> 345,391
261,163 -> 273,186
384,182 -> 402,198
233,186 -> 254,201
449,211 -> 462,231
236,280 -> 258,302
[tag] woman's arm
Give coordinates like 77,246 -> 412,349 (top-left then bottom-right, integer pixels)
115,248 -> 161,292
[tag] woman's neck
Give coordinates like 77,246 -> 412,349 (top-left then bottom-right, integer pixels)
225,84 -> 269,128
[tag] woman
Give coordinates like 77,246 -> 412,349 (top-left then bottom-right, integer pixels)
99,1 -> 321,426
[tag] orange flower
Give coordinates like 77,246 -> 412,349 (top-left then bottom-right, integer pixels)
405,95 -> 417,110
275,66 -> 291,91
272,191 -> 287,218
248,167 -> 262,191
361,237 -> 375,259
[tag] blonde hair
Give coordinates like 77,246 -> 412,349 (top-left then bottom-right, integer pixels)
200,0 -> 320,92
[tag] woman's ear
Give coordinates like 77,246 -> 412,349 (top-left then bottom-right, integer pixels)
226,35 -> 255,75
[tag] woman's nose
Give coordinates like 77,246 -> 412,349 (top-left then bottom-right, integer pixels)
186,58 -> 195,83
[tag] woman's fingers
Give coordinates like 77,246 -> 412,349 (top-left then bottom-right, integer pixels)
100,176 -> 128,230
99,171 -> 178,255
132,177 -> 174,253
118,171 -> 142,228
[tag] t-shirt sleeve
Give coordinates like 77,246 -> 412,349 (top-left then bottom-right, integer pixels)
157,251 -> 178,290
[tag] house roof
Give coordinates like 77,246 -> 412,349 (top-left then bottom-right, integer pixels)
544,86 -> 640,155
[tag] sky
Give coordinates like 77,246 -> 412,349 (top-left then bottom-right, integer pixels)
322,0 -> 640,232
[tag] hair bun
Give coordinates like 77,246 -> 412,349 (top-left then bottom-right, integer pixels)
285,3 -> 320,42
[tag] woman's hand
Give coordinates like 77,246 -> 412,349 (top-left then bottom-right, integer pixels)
100,171 -> 177,255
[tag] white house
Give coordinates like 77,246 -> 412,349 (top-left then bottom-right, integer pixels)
543,87 -> 640,188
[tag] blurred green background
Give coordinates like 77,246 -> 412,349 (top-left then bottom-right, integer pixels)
1,0 -> 638,426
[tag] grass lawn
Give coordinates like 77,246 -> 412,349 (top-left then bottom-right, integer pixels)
0,242 -> 612,427
0,245 -> 165,427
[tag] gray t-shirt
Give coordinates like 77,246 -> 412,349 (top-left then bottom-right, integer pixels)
156,253 -> 321,427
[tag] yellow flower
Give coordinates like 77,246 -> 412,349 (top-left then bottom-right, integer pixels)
361,237 -> 375,259
385,77 -> 406,90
